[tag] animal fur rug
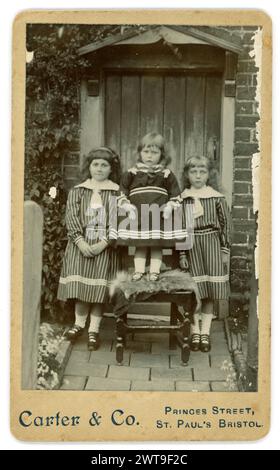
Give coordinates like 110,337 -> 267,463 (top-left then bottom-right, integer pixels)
110,269 -> 201,311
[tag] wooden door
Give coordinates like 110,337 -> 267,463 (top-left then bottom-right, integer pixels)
105,71 -> 223,316
105,72 -> 222,177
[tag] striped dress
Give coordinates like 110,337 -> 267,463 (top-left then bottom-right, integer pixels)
181,188 -> 231,300
117,164 -> 186,247
57,183 -> 119,304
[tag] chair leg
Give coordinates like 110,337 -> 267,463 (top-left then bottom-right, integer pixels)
116,316 -> 126,366
181,312 -> 191,366
169,302 -> 178,350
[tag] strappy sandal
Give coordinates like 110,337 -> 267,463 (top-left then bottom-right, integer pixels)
66,324 -> 84,342
190,333 -> 201,352
131,272 -> 144,282
149,272 -> 160,281
200,334 -> 211,353
88,332 -> 100,351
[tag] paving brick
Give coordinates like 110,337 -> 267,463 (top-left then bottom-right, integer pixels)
130,353 -> 169,368
64,360 -> 108,377
108,365 -> 150,381
176,381 -> 210,392
133,333 -> 169,344
85,377 -> 131,391
68,350 -> 90,362
211,381 -> 239,392
194,366 -> 229,381
209,343 -> 229,355
89,351 -> 129,366
60,376 -> 87,390
73,339 -> 113,352
112,340 -> 152,354
71,337 -> 88,351
211,321 -> 224,333
151,367 -> 192,381
210,332 -> 227,342
99,329 -> 116,341
131,380 -> 175,391
171,353 -> 210,368
151,343 -> 181,355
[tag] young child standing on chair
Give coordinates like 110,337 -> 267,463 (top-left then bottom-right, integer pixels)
179,156 -> 231,352
57,147 -> 121,351
118,132 -> 183,281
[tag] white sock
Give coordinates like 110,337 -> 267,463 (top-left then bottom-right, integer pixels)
191,313 -> 201,335
88,315 -> 102,333
150,257 -> 162,274
201,313 -> 213,335
134,256 -> 146,273
74,313 -> 87,328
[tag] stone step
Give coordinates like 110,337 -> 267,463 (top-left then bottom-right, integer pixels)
108,365 -> 150,381
175,381 -> 210,392
60,375 -> 87,390
85,377 -> 131,391
131,380 -> 175,391
89,351 -> 130,366
151,367 -> 192,381
130,353 -> 169,368
64,361 -> 108,378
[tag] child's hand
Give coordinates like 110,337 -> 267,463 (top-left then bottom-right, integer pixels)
77,239 -> 94,257
179,254 -> 189,271
128,207 -> 137,221
163,205 -> 172,219
90,240 -> 108,256
122,203 -> 137,221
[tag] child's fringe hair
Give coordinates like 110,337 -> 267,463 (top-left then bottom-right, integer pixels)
137,132 -> 171,167
80,147 -> 121,184
182,155 -> 224,192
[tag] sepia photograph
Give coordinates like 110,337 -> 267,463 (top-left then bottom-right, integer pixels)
22,21 -> 261,393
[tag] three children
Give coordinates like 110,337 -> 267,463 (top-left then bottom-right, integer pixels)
58,136 -> 231,353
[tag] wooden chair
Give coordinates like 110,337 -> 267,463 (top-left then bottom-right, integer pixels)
111,247 -> 198,366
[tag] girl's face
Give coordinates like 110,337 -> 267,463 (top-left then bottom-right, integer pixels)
140,145 -> 161,166
89,159 -> 111,182
187,165 -> 209,189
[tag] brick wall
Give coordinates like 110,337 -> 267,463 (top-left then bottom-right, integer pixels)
224,26 -> 259,302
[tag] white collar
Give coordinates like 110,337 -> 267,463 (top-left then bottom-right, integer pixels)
181,185 -> 224,199
75,178 -> 119,191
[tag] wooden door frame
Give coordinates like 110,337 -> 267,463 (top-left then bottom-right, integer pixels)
81,59 -> 236,208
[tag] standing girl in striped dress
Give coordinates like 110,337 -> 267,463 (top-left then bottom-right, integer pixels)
57,148 -> 120,351
179,156 -> 231,352
118,132 -> 183,281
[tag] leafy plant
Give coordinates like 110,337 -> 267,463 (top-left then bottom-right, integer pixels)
37,322 -> 64,389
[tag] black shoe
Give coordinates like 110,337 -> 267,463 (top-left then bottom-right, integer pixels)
190,333 -> 201,352
66,324 -> 84,342
88,332 -> 100,351
200,334 -> 211,352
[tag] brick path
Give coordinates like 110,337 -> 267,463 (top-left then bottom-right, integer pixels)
60,316 -> 238,392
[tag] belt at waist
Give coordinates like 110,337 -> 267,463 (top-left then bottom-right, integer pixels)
194,227 -> 219,234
